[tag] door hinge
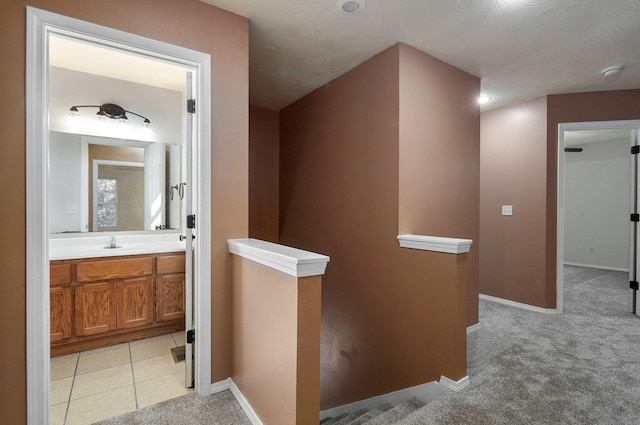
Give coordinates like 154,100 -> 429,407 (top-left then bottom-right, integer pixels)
632,214 -> 639,222
187,214 -> 196,229
631,281 -> 639,290
632,146 -> 640,155
187,329 -> 195,344
187,99 -> 196,114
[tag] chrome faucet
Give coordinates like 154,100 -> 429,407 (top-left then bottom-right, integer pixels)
110,236 -> 117,249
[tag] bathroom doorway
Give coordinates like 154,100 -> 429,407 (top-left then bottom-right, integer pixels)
27,7 -> 212,424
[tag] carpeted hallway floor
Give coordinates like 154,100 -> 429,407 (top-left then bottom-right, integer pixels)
95,266 -> 640,424
396,266 -> 640,424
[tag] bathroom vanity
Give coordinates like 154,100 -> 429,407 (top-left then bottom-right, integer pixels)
50,251 -> 186,356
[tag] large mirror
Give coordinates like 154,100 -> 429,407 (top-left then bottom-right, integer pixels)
49,131 -> 182,234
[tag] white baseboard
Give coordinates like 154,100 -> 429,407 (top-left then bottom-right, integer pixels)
467,323 -> 481,334
319,380 -> 450,421
229,379 -> 263,425
439,375 -> 470,392
209,378 -> 230,395
479,293 -> 558,314
564,262 -> 629,272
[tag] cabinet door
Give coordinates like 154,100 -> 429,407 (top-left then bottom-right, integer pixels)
156,274 -> 185,322
75,282 -> 116,336
50,286 -> 72,342
117,278 -> 154,329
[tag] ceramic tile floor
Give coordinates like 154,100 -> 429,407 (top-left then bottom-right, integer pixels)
50,332 -> 192,425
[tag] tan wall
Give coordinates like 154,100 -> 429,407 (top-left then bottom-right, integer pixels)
249,105 -> 280,242
231,255 -> 321,425
280,44 -> 468,409
545,90 -> 640,307
479,97 -> 548,307
398,44 -> 480,325
480,90 -> 640,309
0,1 -> 248,422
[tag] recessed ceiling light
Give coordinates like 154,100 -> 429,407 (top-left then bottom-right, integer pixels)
336,0 -> 366,15
478,95 -> 491,105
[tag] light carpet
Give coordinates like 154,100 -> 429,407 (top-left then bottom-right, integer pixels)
397,266 -> 640,424
92,390 -> 250,425
95,266 -> 640,424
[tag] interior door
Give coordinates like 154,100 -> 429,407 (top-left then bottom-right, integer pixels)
183,71 -> 195,387
631,130 -> 640,316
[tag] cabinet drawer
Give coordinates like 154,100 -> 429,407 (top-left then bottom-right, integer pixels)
77,257 -> 153,283
156,254 -> 185,275
50,263 -> 71,286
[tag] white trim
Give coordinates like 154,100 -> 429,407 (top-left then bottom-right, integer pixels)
229,379 -> 264,425
26,7 -> 213,423
563,262 -> 629,272
227,238 -> 330,278
466,322 -> 482,334
557,120 -> 640,316
397,234 -> 473,254
479,294 -> 558,314
26,8 -> 50,425
193,34 -> 212,399
209,378 -> 231,395
319,381 -> 449,420
438,375 -> 470,392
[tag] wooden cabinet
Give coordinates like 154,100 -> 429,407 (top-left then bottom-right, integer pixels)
50,262 -> 72,342
156,254 -> 186,322
50,286 -> 72,342
75,281 -> 117,336
117,278 -> 153,329
50,252 -> 185,355
156,274 -> 185,322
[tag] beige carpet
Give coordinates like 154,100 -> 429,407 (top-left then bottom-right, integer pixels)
98,266 -> 640,424
92,390 -> 250,425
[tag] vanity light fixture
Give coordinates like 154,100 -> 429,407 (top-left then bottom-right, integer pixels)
336,0 -> 366,15
69,103 -> 151,125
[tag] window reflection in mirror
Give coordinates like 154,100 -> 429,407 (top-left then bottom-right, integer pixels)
49,131 -> 182,234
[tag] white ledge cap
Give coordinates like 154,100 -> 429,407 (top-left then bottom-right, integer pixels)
227,238 -> 330,278
397,234 -> 473,254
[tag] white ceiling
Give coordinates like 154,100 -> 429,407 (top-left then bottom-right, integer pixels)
200,0 -> 640,111
49,34 -> 188,92
565,128 -> 632,147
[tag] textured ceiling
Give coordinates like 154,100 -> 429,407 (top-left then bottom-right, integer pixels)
200,0 -> 640,111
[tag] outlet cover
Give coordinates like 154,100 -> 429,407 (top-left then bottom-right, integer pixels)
502,205 -> 513,216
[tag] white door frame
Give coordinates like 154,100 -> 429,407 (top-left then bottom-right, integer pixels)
557,119 -> 640,314
26,7 -> 212,424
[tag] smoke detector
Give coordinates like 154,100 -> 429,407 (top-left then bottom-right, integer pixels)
337,0 -> 366,15
601,65 -> 624,78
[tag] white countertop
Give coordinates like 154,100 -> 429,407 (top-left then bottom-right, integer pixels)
50,233 -> 186,260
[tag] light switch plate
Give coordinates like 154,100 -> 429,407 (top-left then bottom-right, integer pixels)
502,205 -> 513,216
